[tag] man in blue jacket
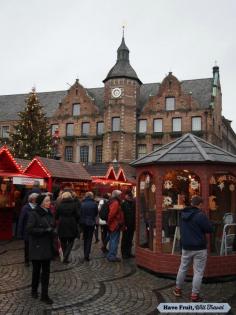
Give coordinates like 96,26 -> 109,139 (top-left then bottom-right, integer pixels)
80,192 -> 98,261
173,195 -> 213,302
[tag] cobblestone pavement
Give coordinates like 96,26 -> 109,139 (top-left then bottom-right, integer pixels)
0,240 -> 236,315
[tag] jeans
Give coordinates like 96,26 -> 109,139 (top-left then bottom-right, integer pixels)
176,249 -> 207,294
107,230 -> 120,259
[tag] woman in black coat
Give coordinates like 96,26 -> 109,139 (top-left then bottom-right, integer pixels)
55,191 -> 80,263
27,193 -> 55,305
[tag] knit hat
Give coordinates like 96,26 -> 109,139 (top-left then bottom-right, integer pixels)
36,194 -> 48,206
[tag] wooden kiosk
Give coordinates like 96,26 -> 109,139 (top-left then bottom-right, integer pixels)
23,156 -> 92,198
131,133 -> 236,277
0,146 -> 43,240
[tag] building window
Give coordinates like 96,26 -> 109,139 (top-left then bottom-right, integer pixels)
97,122 -> 104,135
137,144 -> 147,159
82,122 -> 90,135
51,124 -> 59,136
72,103 -> 80,116
138,119 -> 147,133
96,145 -> 103,163
165,97 -> 175,111
65,146 -> 73,161
153,144 -> 162,151
172,118 -> 181,132
80,145 -> 89,164
112,117 -> 120,131
1,126 -> 9,138
192,117 -> 202,131
153,119 -> 163,132
66,123 -> 74,136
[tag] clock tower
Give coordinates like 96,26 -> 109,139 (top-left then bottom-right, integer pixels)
103,31 -> 142,163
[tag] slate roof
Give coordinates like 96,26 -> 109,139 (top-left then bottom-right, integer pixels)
131,133 -> 236,166
15,158 -> 30,169
35,157 -> 91,181
85,164 -> 110,177
103,36 -> 142,84
0,90 -> 67,121
0,78 -> 213,121
85,163 -> 136,181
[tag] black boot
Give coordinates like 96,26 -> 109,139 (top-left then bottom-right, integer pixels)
40,296 -> 53,304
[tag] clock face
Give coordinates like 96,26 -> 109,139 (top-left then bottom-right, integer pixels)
111,87 -> 122,98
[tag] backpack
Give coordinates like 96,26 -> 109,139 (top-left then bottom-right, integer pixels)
99,200 -> 110,221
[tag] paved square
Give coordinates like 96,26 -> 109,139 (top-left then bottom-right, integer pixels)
0,240 -> 235,314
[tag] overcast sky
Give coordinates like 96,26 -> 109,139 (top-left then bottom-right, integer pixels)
1,0 -> 236,129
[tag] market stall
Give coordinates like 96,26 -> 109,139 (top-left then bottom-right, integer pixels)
131,133 -> 236,277
0,146 -> 43,240
85,164 -> 136,197
23,156 -> 91,198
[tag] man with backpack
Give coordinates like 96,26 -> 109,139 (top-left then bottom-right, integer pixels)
173,195 -> 213,302
106,190 -> 124,262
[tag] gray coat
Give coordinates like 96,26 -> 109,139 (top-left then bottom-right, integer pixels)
27,206 -> 55,261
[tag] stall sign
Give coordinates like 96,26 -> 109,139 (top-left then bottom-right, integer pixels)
13,177 -> 44,186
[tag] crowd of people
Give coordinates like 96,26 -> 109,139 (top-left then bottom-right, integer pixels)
17,183 -> 136,305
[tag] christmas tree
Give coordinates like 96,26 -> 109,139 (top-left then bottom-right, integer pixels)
10,88 -> 52,159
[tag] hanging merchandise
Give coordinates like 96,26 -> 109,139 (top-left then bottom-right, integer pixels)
164,180 -> 173,190
163,196 -> 172,207
151,184 -> 156,193
210,176 -> 217,184
218,182 -> 224,191
190,179 -> 199,190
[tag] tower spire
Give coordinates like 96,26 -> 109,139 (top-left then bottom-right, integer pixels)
122,25 -> 125,39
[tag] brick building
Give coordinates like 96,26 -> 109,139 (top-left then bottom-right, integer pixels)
0,34 -> 236,164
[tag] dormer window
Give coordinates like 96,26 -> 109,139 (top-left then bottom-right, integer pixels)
72,103 -> 80,116
1,126 -> 9,138
165,97 -> 175,111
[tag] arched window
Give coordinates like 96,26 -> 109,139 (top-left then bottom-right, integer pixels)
138,172 -> 156,251
209,173 -> 236,255
162,170 -> 201,253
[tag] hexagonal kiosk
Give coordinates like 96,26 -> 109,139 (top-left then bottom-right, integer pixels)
131,133 -> 236,277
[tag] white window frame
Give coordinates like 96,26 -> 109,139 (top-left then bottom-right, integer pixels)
51,124 -> 59,136
112,117 -> 120,131
137,144 -> 147,158
65,146 -> 73,161
72,103 -> 80,116
192,117 -> 202,131
138,119 -> 147,133
66,123 -> 74,136
95,145 -> 103,163
165,97 -> 175,111
80,145 -> 89,164
172,118 -> 182,132
153,119 -> 163,133
82,122 -> 90,135
1,126 -> 9,138
97,122 -> 104,135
